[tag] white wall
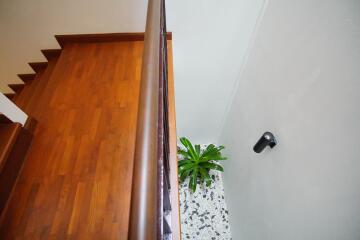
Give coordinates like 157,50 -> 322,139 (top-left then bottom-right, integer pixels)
220,0 -> 360,239
0,0 -> 147,93
167,0 -> 264,143
0,93 -> 28,125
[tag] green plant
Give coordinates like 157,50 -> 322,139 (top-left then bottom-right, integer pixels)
177,137 -> 227,192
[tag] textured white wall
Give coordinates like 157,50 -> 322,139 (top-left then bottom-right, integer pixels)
0,0 -> 147,93
167,0 -> 265,143
220,0 -> 360,239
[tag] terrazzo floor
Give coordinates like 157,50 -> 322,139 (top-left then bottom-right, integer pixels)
179,170 -> 232,240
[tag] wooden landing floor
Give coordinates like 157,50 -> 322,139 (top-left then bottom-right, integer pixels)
0,41 -> 143,239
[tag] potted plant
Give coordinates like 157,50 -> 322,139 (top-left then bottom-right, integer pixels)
177,137 -> 227,192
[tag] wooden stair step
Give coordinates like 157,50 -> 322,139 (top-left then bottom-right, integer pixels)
14,60 -> 56,115
13,70 -> 44,110
11,73 -> 39,103
0,122 -> 32,217
0,123 -> 22,172
4,93 -> 15,100
8,84 -> 24,94
29,62 -> 48,73
17,73 -> 36,83
54,32 -> 172,48
41,49 -> 61,61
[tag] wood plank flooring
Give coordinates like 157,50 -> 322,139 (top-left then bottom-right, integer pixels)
0,41 -> 143,239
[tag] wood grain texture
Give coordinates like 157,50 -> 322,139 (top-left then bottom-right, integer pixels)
0,123 -> 22,172
12,67 -> 49,110
0,126 -> 32,217
23,117 -> 37,134
55,32 -> 172,48
128,0 -> 162,238
167,40 -> 182,240
0,41 -> 143,239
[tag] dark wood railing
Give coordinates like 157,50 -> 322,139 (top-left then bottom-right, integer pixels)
129,0 -> 177,239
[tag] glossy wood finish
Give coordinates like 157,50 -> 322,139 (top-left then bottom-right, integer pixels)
129,0 -> 180,238
0,41 -> 143,239
4,33 -> 171,98
128,0 -> 162,239
0,125 -> 32,217
167,41 -> 181,240
23,117 -> 38,134
55,32 -> 172,48
0,123 -> 22,172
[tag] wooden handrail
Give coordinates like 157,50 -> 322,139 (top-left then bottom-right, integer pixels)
128,0 -> 162,239
129,0 -> 179,238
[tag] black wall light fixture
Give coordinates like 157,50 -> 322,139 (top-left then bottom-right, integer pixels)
253,132 -> 277,153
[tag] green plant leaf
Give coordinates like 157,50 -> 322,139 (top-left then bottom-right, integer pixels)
189,167 -> 198,192
178,163 -> 195,173
180,137 -> 198,161
180,168 -> 192,182
200,162 -> 224,172
177,148 -> 190,158
199,155 -> 227,162
200,144 -> 216,157
178,159 -> 194,167
199,168 -> 212,187
201,145 -> 225,159
217,145 -> 225,151
178,137 -> 227,192
195,144 -> 201,156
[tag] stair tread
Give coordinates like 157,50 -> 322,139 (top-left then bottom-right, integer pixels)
41,49 -> 61,60
29,62 -> 48,73
8,84 -> 24,94
0,123 -> 22,172
18,73 -> 36,83
13,70 -> 45,109
4,93 -> 15,100
14,60 -> 56,115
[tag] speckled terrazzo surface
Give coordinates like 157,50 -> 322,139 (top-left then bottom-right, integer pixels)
179,170 -> 232,240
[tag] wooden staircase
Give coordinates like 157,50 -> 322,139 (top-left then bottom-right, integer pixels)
4,32 -> 171,103
0,33 -> 180,240
1,1 -> 180,239
0,115 -> 33,218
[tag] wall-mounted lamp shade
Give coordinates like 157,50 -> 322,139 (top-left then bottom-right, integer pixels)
253,132 -> 277,153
